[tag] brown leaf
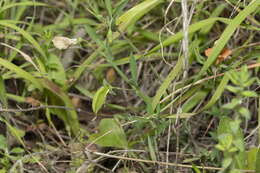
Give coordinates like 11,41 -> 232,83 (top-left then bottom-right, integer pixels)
71,97 -> 81,108
205,46 -> 232,65
106,68 -> 116,83
26,97 -> 40,107
41,79 -> 61,95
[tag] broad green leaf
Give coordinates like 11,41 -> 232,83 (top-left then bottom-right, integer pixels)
10,147 -> 24,154
241,91 -> 258,97
218,133 -> 232,149
234,151 -> 246,169
92,86 -> 110,115
238,107 -> 250,119
227,70 -> 240,86
218,117 -> 232,135
116,0 -> 164,31
215,144 -> 225,151
89,118 -> 128,148
233,138 -> 245,152
226,85 -> 242,93
223,98 -> 241,109
222,157 -> 232,169
230,119 -> 241,133
197,0 -> 260,79
248,147 -> 258,170
243,78 -> 256,88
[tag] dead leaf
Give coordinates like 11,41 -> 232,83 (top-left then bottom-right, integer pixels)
205,46 -> 232,65
52,36 -> 77,50
26,97 -> 40,107
41,78 -> 61,95
71,97 -> 81,108
106,68 -> 116,83
0,43 -> 40,72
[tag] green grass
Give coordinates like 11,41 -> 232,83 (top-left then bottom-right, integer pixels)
0,0 -> 260,172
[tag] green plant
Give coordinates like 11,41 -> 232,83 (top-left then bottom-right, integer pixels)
215,66 -> 258,172
0,135 -> 24,173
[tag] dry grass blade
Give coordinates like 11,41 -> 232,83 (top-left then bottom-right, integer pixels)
0,42 -> 40,72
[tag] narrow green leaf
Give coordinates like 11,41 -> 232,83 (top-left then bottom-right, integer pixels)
259,96 -> 260,147
113,0 -> 129,17
116,0 -> 164,31
0,117 -> 25,148
256,149 -> 260,172
105,0 -> 113,18
192,164 -> 201,173
130,51 -> 137,85
148,136 -> 157,161
0,20 -> 47,60
0,1 -> 49,14
182,90 -> 208,113
0,135 -> 7,151
199,3 -> 227,35
0,58 -> 43,90
197,0 -> 260,79
152,56 -> 183,110
148,17 -> 230,54
92,86 -> 110,115
164,112 -> 196,119
200,74 -> 229,112
39,79 -> 79,135
85,25 -> 104,48
0,74 -> 7,108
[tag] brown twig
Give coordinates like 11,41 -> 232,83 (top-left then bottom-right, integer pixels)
86,149 -> 254,172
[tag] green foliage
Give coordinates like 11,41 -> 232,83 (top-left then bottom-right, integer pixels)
0,135 -> 26,172
89,118 -> 128,149
215,65 -> 257,172
1,0 -> 260,171
116,0 -> 164,32
92,86 -> 110,115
